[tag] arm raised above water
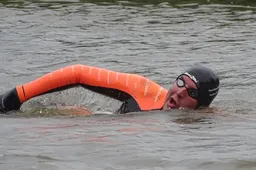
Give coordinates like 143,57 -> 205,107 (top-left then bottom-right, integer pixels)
0,64 -> 167,113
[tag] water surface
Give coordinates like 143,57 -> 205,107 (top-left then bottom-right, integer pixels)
0,0 -> 256,169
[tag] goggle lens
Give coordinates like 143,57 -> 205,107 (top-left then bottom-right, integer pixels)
176,77 -> 198,99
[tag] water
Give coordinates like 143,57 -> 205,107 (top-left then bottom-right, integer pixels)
0,0 -> 256,169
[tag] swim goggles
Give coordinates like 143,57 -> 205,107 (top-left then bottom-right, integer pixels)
176,76 -> 198,99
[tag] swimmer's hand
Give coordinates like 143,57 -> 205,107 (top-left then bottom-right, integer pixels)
0,97 -> 8,114
0,94 -> 5,114
0,105 -> 4,113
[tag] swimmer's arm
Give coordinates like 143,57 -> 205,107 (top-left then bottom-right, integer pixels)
0,64 -> 141,113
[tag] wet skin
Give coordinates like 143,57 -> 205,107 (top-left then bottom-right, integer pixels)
162,75 -> 198,110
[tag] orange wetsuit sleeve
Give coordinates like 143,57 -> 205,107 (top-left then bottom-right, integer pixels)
15,64 -> 168,111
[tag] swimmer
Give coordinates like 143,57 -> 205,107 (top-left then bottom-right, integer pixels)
0,64 -> 219,114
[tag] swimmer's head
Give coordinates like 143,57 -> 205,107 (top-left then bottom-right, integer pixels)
183,65 -> 219,108
163,65 -> 219,110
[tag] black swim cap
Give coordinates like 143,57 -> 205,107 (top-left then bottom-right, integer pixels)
181,65 -> 219,108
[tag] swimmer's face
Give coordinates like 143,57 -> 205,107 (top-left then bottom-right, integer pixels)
162,75 -> 198,110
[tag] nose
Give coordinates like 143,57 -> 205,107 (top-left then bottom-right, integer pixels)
176,87 -> 187,98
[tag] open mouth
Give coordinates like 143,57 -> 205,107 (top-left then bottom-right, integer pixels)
167,97 -> 177,109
